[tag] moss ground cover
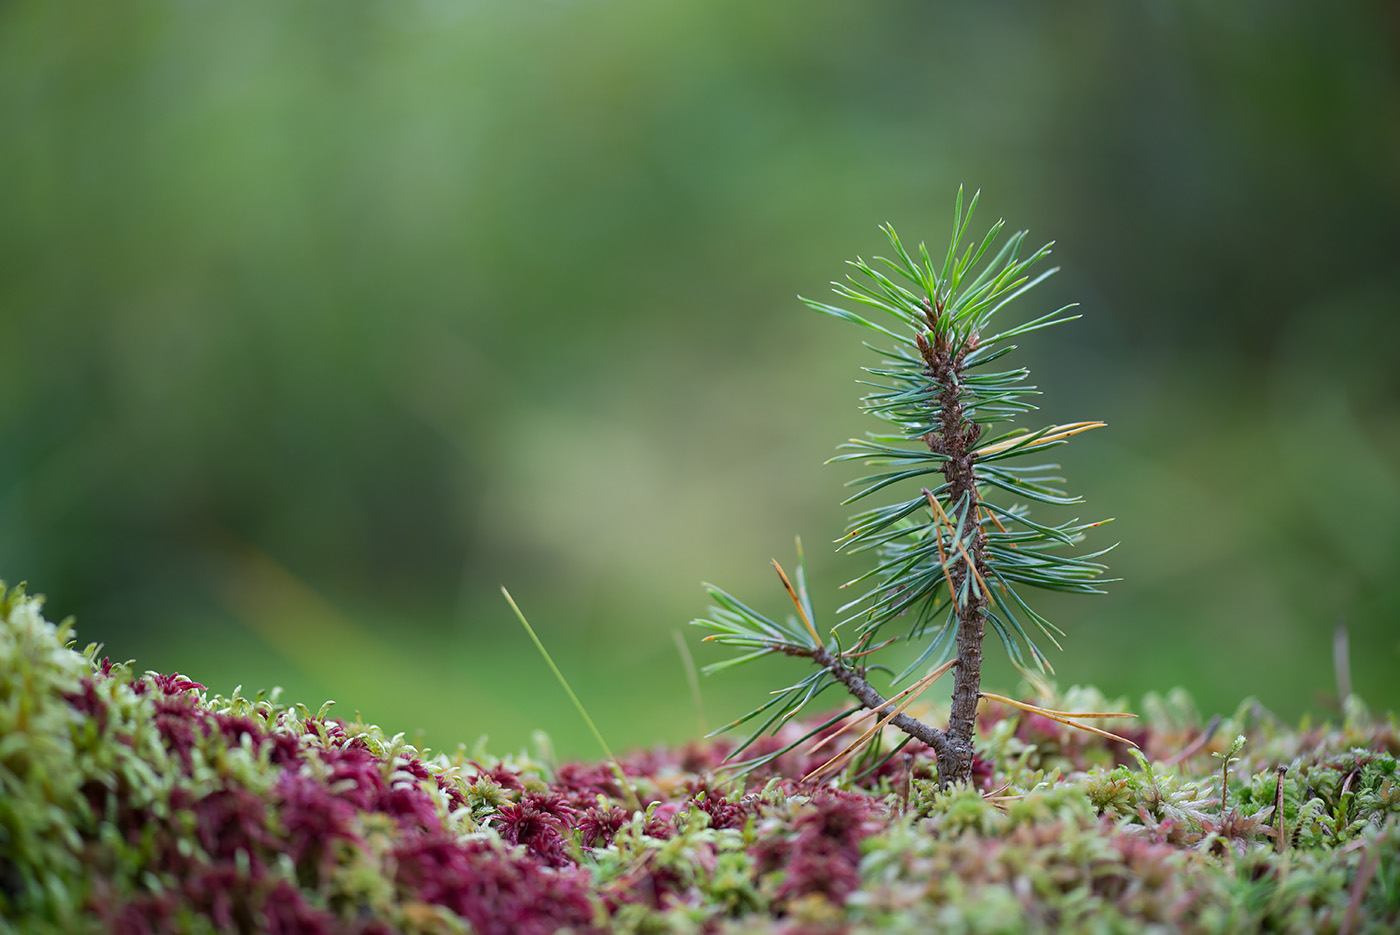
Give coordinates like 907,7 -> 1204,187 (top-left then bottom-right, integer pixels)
2,582 -> 1397,934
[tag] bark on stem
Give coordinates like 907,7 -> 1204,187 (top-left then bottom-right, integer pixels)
916,305 -> 989,787
810,646 -> 950,763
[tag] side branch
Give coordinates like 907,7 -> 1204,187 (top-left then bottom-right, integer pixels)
810,645 -> 951,761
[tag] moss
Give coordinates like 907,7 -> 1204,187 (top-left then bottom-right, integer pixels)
2,583 -> 1398,934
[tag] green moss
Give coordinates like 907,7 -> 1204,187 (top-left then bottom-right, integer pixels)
2,582 -> 1398,934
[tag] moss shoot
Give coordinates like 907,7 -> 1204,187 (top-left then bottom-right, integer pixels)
2,583 -> 1397,934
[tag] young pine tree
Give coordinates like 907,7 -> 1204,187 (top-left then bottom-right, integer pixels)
694,190 -> 1115,788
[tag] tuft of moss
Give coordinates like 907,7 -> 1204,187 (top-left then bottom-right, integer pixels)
2,582 -> 1398,934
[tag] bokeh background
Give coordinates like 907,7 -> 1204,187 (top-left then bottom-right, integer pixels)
3,1 -> 1398,758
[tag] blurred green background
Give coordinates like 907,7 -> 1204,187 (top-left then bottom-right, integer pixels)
3,1 -> 1398,758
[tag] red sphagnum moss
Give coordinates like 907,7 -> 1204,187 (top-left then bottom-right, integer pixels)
2,583 -> 1399,934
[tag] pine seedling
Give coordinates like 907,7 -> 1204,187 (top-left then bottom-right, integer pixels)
693,190 -> 1118,788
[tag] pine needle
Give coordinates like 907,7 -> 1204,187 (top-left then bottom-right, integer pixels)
806,658 -> 958,756
923,490 -> 960,605
841,636 -> 898,659
953,539 -> 992,601
979,691 -> 1138,747
805,659 -> 957,783
773,559 -> 822,645
972,421 -> 1105,459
